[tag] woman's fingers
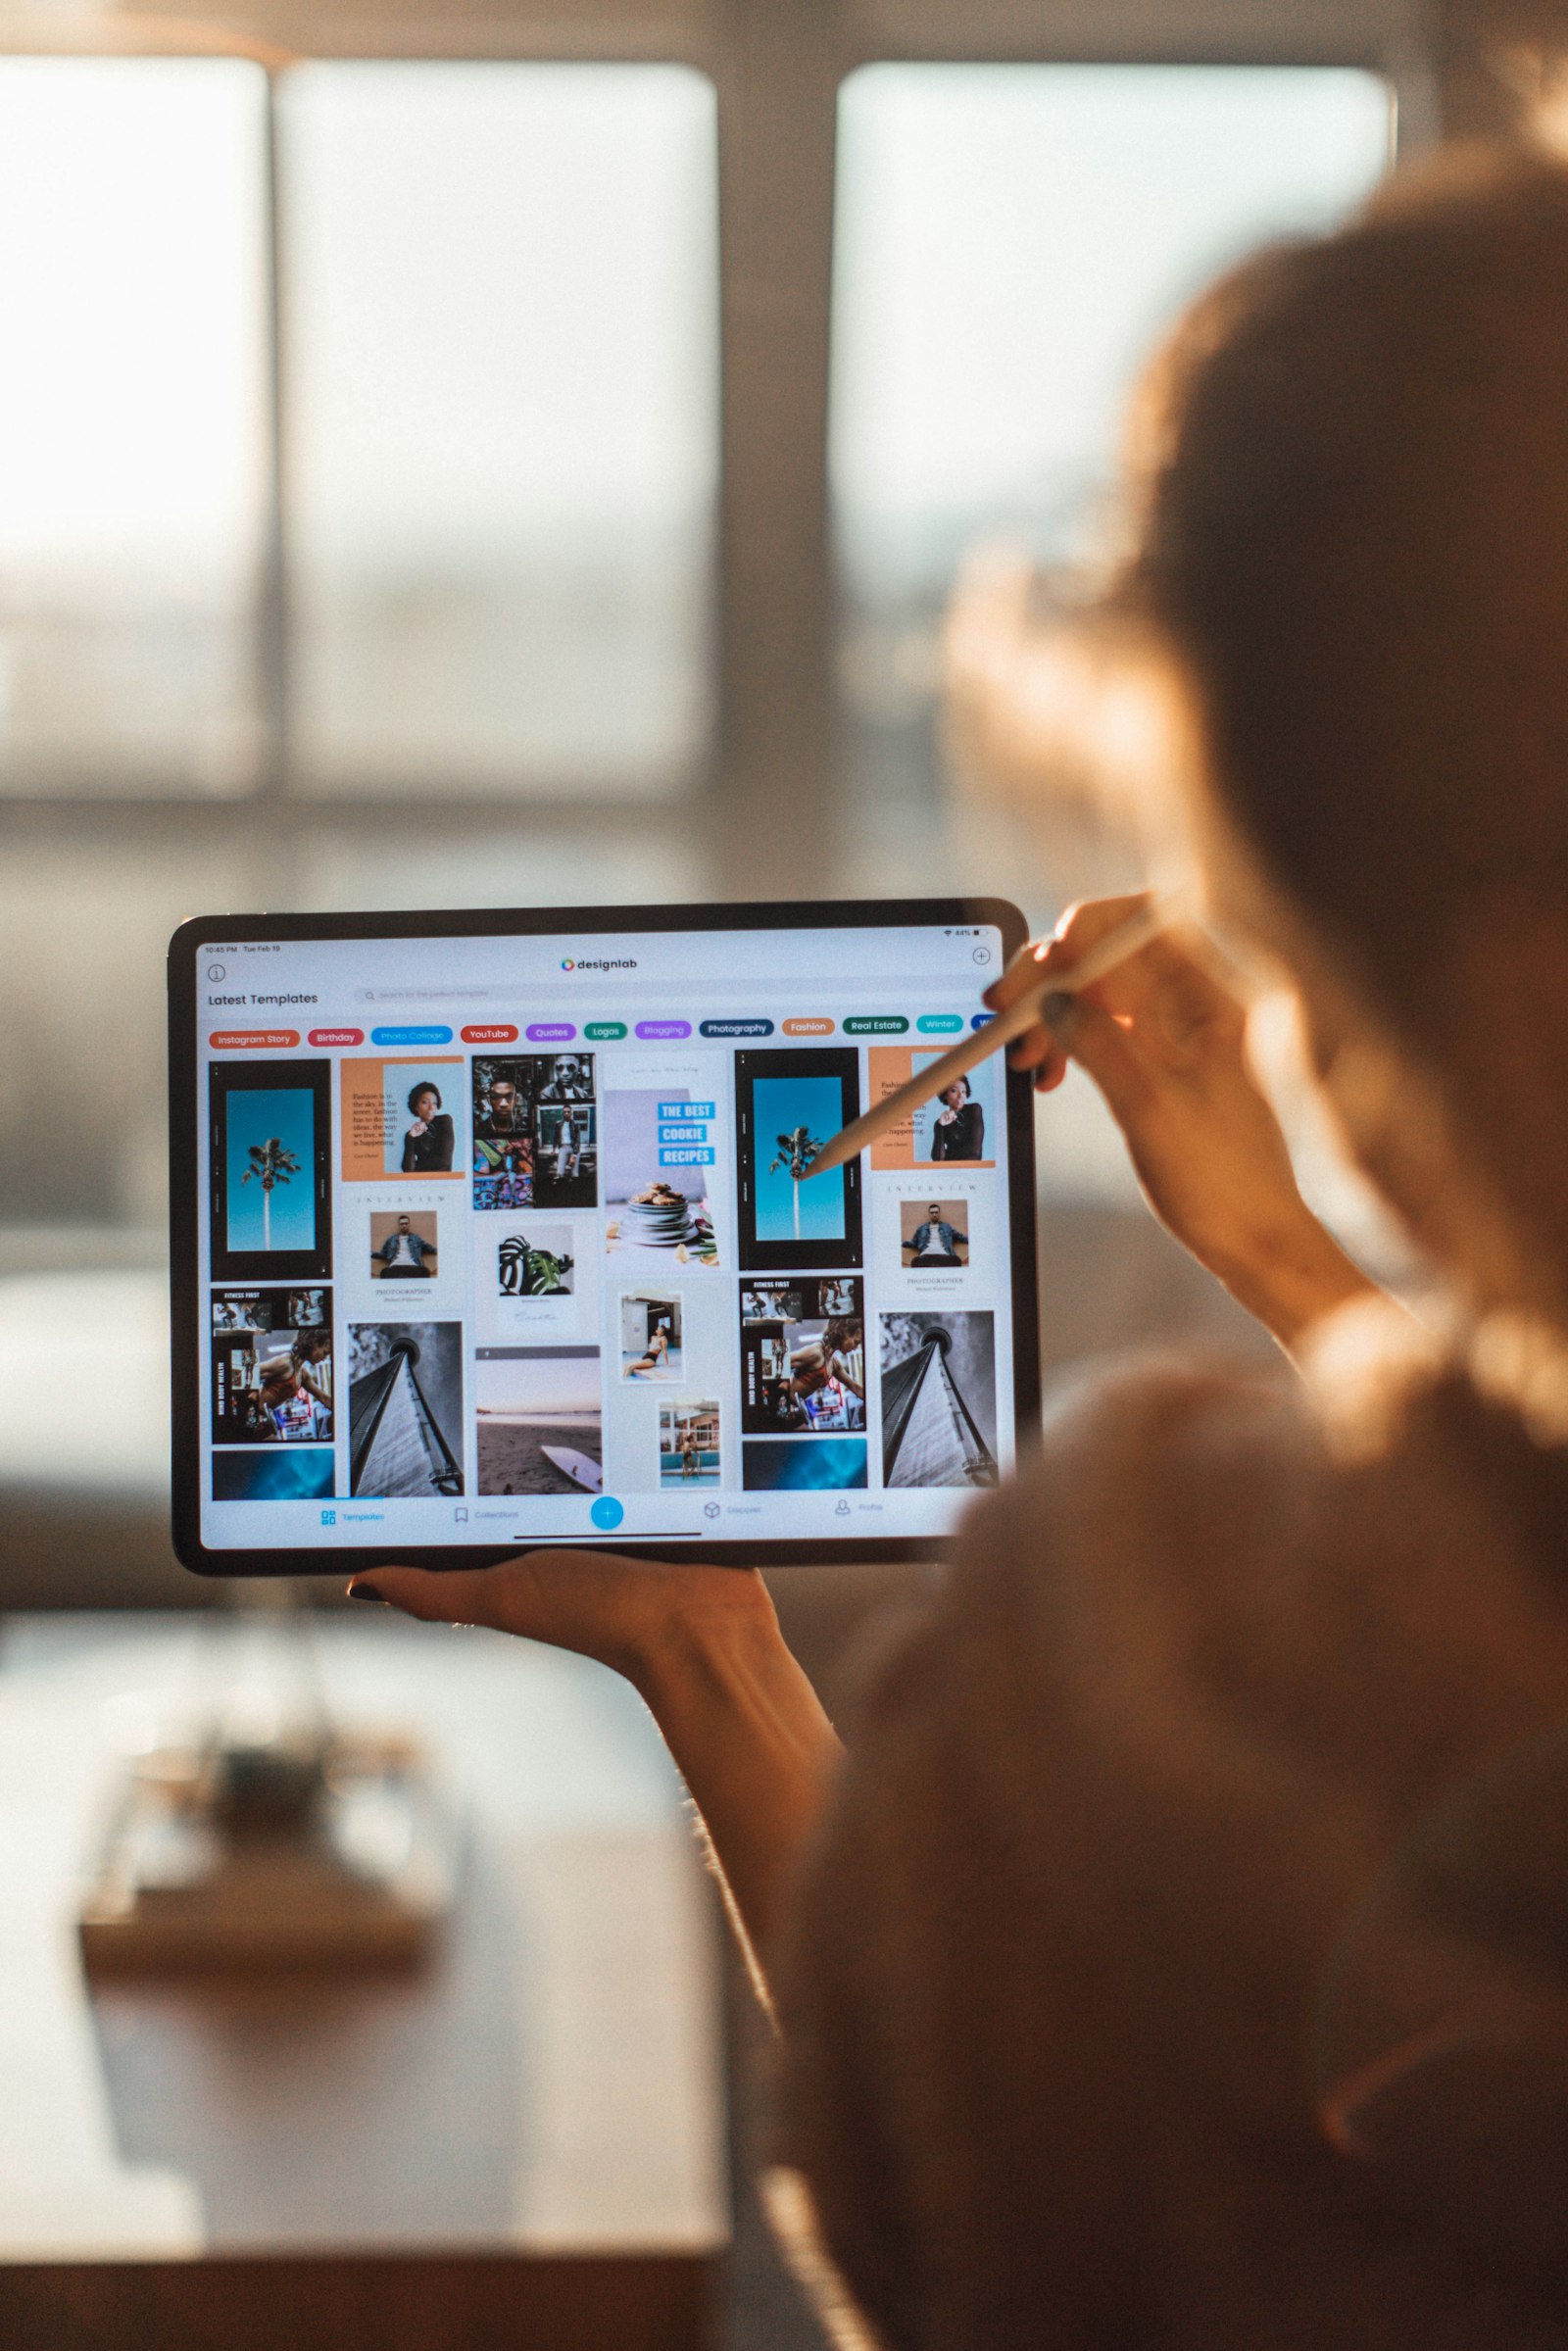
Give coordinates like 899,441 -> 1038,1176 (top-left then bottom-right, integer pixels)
346,1549 -> 776,1683
988,894 -> 1153,1078
348,1561 -> 523,1628
1039,991 -> 1153,1123
984,893 -> 1152,1013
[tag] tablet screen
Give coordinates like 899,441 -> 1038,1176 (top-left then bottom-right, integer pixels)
183,911 -> 1032,1559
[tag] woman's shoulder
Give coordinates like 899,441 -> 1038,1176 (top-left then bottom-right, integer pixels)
939,1313 -> 1568,1758
964,1347 -> 1320,1645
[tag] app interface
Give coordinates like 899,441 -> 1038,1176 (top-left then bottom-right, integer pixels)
193,922 -> 1017,1549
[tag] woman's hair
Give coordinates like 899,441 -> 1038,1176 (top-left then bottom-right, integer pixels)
408,1082 -> 442,1114
772,144 -> 1568,2351
1126,146 -> 1568,1305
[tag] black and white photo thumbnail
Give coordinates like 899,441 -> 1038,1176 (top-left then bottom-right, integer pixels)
880,1310 -> 998,1489
348,1321 -> 465,1497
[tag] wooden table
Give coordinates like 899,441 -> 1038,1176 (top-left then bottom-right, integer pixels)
0,1612 -> 727,2350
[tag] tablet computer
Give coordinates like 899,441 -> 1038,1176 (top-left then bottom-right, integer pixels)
169,899 -> 1038,1573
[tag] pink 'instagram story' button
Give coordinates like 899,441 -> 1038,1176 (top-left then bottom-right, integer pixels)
308,1027 -> 365,1048
635,1019 -> 692,1041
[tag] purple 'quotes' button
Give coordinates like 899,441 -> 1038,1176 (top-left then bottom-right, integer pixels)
526,1022 -> 576,1043
635,1018 -> 692,1041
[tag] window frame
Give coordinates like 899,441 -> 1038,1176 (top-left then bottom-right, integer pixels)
0,0 -> 1449,900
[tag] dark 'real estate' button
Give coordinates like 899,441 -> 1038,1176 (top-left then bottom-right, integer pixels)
843,1014 -> 909,1035
700,1017 -> 773,1038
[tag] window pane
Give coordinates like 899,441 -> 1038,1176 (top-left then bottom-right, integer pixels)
283,63 -> 718,799
830,64 -> 1392,899
0,60 -> 269,796
829,63 -> 1393,1213
833,64 -> 1391,610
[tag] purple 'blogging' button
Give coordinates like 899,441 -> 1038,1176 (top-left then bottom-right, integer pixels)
635,1018 -> 692,1041
526,1021 -> 577,1043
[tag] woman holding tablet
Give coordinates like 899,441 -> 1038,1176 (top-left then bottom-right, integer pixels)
350,152 -> 1568,2346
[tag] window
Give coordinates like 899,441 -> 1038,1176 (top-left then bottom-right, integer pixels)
0,57 -> 718,804
283,64 -> 718,799
829,64 -> 1394,900
0,59 -> 269,795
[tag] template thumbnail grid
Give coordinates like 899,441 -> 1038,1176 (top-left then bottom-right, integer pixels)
197,949 -> 1013,1544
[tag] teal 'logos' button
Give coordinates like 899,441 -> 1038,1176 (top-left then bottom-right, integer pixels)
584,1020 -> 628,1041
916,1013 -> 964,1034
843,1014 -> 909,1035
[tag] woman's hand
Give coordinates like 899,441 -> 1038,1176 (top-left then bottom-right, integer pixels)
986,894 -> 1377,1349
348,1550 -> 841,1961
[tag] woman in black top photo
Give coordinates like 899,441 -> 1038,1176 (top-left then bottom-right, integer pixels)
928,1073 -> 984,1161
400,1081 -> 454,1174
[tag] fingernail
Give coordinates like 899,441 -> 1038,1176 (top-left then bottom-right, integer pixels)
1041,991 -> 1079,1036
348,1582 -> 387,1604
1032,940 -> 1052,961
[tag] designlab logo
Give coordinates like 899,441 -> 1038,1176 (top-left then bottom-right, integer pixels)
561,956 -> 637,973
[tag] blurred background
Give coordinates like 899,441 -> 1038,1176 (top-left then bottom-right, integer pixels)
2,0 -> 1488,1601
1,0 -> 1566,2341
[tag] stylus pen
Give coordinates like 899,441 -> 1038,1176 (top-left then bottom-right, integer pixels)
805,896 -> 1178,1178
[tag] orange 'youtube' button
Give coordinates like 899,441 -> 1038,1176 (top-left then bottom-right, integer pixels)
210,1029 -> 300,1050
783,1015 -> 835,1036
309,1028 -> 364,1048
462,1023 -> 519,1044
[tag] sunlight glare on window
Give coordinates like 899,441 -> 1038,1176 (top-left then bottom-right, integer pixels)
282,63 -> 719,798
832,64 -> 1393,604
0,58 -> 268,794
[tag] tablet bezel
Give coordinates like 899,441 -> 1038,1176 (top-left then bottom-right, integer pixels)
170,897 -> 1039,1574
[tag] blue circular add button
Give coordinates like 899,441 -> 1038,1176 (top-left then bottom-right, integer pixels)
591,1495 -> 625,1532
